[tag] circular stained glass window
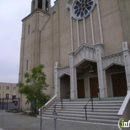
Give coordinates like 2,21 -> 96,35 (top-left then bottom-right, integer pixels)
73,0 -> 95,19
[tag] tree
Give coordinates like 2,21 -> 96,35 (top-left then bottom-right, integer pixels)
17,64 -> 50,113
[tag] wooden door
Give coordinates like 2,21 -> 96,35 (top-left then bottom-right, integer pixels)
90,77 -> 99,98
112,73 -> 127,97
77,79 -> 85,98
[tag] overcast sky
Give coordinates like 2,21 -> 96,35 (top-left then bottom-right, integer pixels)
0,0 -> 55,83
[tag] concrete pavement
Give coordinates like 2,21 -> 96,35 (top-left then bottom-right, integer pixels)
0,110 -> 120,130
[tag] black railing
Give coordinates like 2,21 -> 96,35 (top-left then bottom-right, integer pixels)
84,98 -> 93,120
53,91 -> 70,112
63,91 -> 71,101
53,98 -> 63,112
0,98 -> 20,110
84,88 -> 100,120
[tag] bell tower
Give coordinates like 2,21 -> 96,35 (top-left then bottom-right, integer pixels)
31,0 -> 50,12
19,0 -> 51,110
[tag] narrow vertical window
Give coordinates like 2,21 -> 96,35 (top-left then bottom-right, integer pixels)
38,0 -> 43,9
28,25 -> 30,34
45,0 -> 49,11
26,60 -> 28,70
32,1 -> 35,11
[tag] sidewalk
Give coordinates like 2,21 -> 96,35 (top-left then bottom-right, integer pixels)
0,110 -> 119,130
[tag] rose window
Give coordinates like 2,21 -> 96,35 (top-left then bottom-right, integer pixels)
73,0 -> 95,19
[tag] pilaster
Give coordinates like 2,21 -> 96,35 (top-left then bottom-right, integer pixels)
54,62 -> 60,100
94,43 -> 107,98
69,52 -> 77,99
35,0 -> 38,9
122,41 -> 130,91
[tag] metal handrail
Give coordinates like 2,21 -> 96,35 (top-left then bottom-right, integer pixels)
84,98 -> 93,120
84,88 -> 99,120
39,95 -> 57,130
53,91 -> 71,111
39,91 -> 71,130
63,91 -> 71,101
53,98 -> 63,111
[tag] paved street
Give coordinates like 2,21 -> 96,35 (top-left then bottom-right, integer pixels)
0,110 -> 120,130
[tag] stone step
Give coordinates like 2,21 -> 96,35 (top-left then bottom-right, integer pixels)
47,108 -> 119,113
49,106 -> 120,110
42,112 -> 119,119
57,100 -> 123,104
43,110 -> 118,116
53,103 -> 122,107
39,115 -> 118,124
40,98 -> 124,125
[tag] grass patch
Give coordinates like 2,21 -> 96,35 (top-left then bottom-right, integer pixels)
6,109 -> 23,113
23,111 -> 38,117
6,109 -> 38,117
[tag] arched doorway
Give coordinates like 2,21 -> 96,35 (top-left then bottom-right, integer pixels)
111,72 -> 127,97
60,75 -> 70,99
76,60 -> 98,98
106,65 -> 127,97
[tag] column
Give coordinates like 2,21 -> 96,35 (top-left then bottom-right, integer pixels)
95,43 -> 107,98
35,0 -> 38,9
42,0 -> 45,11
69,52 -> 77,99
122,41 -> 130,91
54,62 -> 60,100
31,1 -> 33,12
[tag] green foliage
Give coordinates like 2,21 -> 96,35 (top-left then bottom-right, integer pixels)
17,64 -> 50,112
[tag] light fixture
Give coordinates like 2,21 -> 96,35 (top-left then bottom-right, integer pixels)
89,65 -> 94,73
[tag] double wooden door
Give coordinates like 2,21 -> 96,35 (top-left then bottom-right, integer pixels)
77,79 -> 85,98
77,77 -> 99,98
89,77 -> 99,98
111,73 -> 127,97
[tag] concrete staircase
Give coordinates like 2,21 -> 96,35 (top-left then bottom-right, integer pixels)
40,98 -> 124,125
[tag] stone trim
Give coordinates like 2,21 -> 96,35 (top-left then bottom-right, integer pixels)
58,66 -> 70,78
73,43 -> 96,66
102,52 -> 124,70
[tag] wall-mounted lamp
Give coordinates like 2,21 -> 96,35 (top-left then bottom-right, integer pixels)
89,65 -> 94,73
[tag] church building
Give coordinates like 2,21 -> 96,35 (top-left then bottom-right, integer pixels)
19,0 -> 130,110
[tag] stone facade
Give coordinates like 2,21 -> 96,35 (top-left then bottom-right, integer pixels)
19,0 -> 130,109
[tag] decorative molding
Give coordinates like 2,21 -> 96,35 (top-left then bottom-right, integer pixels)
73,43 -> 96,66
122,41 -> 129,51
102,52 -> 124,70
67,0 -> 73,4
58,66 -> 70,78
74,43 -> 94,55
66,0 -> 73,9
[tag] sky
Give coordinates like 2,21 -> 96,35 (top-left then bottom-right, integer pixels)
0,0 -> 55,83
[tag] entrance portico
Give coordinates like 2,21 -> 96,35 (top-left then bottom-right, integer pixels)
69,43 -> 107,99
55,42 -> 130,100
